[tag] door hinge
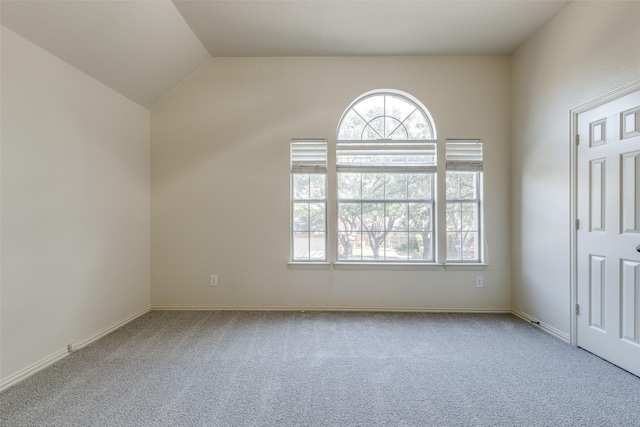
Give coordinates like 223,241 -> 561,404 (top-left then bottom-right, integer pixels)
575,304 -> 580,315
576,134 -> 580,145
576,219 -> 580,230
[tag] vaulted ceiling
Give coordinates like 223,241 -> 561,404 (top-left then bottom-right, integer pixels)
1,0 -> 571,108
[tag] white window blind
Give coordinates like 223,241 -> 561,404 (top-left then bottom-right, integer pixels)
336,139 -> 437,173
445,139 -> 483,171
291,139 -> 327,173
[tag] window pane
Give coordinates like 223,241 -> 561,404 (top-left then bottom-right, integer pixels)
362,203 -> 384,232
386,203 -> 408,231
384,232 -> 408,260
363,125 -> 382,140
409,203 -> 432,232
387,95 -> 417,125
459,172 -> 478,199
410,232 -> 433,261
446,172 -> 461,200
310,232 -> 326,260
338,203 -> 361,232
446,232 -> 462,261
354,95 -> 384,123
293,174 -> 309,200
461,203 -> 478,231
446,172 -> 478,200
386,119 -> 409,140
461,232 -> 478,261
338,109 -> 366,140
385,174 -> 408,199
309,174 -> 326,199
362,174 -> 384,199
408,173 -> 432,200
309,203 -> 326,231
338,173 -> 361,199
446,203 -> 461,231
403,109 -> 432,140
361,234 -> 381,260
293,232 -> 310,260
338,231 -> 361,260
293,203 -> 309,231
367,117 -> 386,139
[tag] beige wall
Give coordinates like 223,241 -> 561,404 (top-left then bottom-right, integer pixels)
511,2 -> 640,335
0,27 -> 150,382
151,56 -> 512,310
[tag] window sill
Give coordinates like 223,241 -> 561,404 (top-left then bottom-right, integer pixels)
443,263 -> 489,271
333,262 -> 443,271
287,262 -> 488,271
288,262 -> 332,270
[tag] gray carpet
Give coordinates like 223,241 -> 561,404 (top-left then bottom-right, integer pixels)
1,311 -> 639,426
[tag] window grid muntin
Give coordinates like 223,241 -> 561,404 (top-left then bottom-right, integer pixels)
338,92 -> 434,141
292,173 -> 327,261
445,171 -> 481,262
337,171 -> 435,262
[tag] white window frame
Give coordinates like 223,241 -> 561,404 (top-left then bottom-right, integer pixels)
290,139 -> 328,263
335,90 -> 438,264
444,139 -> 484,264
289,92 -> 488,269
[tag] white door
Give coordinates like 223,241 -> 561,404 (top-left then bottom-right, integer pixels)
577,89 -> 640,377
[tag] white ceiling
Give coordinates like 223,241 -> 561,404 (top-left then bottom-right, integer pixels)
176,0 -> 571,57
1,0 -> 571,109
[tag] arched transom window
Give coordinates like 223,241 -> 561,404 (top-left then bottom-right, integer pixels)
337,91 -> 435,140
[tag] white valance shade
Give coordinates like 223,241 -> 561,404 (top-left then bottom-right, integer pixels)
336,139 -> 437,173
291,139 -> 327,173
445,139 -> 483,171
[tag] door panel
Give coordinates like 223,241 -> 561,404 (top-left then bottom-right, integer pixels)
589,159 -> 606,232
589,254 -> 606,331
577,89 -> 640,377
622,152 -> 640,233
620,259 -> 639,345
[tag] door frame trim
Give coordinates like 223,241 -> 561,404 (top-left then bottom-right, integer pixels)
569,80 -> 640,347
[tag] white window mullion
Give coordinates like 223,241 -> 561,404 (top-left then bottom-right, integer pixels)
436,138 -> 447,264
326,138 -> 337,264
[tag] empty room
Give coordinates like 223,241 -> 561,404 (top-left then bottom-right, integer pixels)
1,1 -> 640,425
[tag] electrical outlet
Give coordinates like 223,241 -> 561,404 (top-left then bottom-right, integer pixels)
67,343 -> 79,353
475,276 -> 484,288
210,275 -> 218,286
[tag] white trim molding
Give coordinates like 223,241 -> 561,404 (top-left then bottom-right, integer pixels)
151,304 -> 511,313
0,307 -> 150,392
511,309 -> 570,343
0,348 -> 69,394
569,79 -> 640,347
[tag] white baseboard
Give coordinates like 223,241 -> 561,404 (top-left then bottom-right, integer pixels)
511,309 -> 570,343
0,307 -> 150,393
151,304 -> 512,314
0,347 -> 69,394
